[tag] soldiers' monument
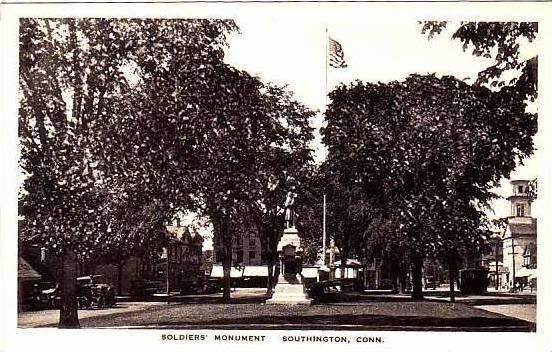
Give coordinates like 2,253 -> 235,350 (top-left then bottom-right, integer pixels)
266,189 -> 312,305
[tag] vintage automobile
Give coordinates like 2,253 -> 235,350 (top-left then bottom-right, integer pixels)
130,279 -> 163,298
76,275 -> 116,309
26,281 -> 59,309
424,276 -> 437,290
204,278 -> 223,294
308,280 -> 342,302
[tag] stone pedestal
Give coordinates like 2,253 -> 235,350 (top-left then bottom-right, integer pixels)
266,227 -> 312,305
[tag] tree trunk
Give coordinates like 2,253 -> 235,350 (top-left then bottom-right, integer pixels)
222,258 -> 231,302
390,260 -> 406,293
265,223 -> 277,296
394,275 -> 400,293
266,254 -> 275,296
117,260 -> 124,296
58,249 -> 80,328
411,256 -> 424,300
398,265 -> 408,294
449,259 -> 456,303
221,216 -> 232,303
340,245 -> 347,279
449,268 -> 456,303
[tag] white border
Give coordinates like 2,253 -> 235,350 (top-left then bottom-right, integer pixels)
1,2 -> 551,352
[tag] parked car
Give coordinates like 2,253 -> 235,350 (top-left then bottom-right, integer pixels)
130,279 -> 162,298
76,275 -> 116,309
180,279 -> 202,295
26,281 -> 59,309
424,276 -> 437,290
308,280 -> 342,302
204,278 -> 222,293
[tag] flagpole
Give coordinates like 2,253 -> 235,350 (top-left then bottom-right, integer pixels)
323,27 -> 328,269
322,27 -> 328,267
325,27 -> 328,104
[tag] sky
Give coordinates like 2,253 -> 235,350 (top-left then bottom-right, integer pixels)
222,18 -> 540,222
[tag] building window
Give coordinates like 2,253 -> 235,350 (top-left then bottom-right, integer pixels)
518,185 -> 524,194
516,204 -> 525,217
523,243 -> 537,268
236,250 -> 243,263
249,250 -> 256,260
249,238 -> 256,247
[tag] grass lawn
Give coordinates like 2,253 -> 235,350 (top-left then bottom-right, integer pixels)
73,298 -> 535,331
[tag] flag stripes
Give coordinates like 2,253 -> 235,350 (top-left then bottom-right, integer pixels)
328,37 -> 347,68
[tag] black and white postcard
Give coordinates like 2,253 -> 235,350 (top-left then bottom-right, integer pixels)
1,1 -> 551,352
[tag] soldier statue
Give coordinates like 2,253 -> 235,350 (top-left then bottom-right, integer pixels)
284,188 -> 297,229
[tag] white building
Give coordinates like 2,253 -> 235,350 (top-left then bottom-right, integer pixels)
502,180 -> 537,289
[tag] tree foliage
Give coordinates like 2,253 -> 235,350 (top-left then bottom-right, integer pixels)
19,17 -> 239,325
19,17 -> 237,258
421,21 -> 538,99
323,73 -> 537,297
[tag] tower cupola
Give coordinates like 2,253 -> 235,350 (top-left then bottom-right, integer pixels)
507,180 -> 532,218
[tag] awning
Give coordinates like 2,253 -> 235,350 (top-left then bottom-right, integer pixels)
243,266 -> 268,277
210,265 -> 243,278
302,267 -> 319,279
18,257 -> 42,280
516,267 -> 537,278
333,259 -> 362,267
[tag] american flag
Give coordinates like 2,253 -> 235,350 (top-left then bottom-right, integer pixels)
328,37 -> 347,68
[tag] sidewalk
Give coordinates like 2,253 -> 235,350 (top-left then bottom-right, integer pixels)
474,304 -> 536,323
486,287 -> 537,296
18,302 -> 165,328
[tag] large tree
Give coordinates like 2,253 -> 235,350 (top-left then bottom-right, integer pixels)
248,85 -> 314,295
188,73 -> 314,301
18,18 -> 237,327
323,74 -> 536,298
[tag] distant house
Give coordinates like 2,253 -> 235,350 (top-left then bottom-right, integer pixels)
22,220 -> 204,296
17,257 -> 42,309
155,224 -> 204,292
213,223 -> 264,266
201,249 -> 214,276
479,233 -> 507,289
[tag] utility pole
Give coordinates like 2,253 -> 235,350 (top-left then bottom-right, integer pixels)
323,194 -> 326,266
511,236 -> 516,292
495,238 -> 500,291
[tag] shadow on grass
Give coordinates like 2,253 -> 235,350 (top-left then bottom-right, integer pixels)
166,295 -> 269,305
146,313 -> 535,331
341,292 -> 536,306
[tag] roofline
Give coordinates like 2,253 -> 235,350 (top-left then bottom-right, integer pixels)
510,179 -> 532,184
506,194 -> 529,199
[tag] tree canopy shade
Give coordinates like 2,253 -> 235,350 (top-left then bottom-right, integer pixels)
18,18 -> 239,327
420,21 -> 538,99
323,74 -> 537,298
19,16 -> 316,315
19,17 -> 238,259
189,74 -> 314,300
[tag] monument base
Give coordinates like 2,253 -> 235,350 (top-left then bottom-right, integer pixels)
265,274 -> 312,305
